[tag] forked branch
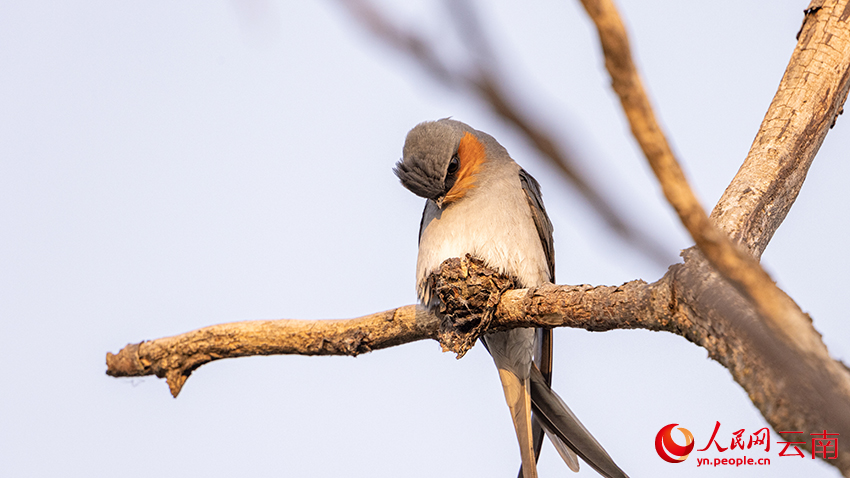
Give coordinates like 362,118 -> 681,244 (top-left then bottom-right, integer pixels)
579,0 -> 835,357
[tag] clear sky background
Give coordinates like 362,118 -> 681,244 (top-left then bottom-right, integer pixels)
1,1 -> 848,477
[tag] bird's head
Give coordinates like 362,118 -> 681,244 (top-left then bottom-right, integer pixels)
394,119 -> 494,208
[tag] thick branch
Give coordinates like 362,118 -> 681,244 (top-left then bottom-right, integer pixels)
711,0 -> 850,258
671,248 -> 850,474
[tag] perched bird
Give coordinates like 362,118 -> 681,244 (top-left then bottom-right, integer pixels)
394,119 -> 628,478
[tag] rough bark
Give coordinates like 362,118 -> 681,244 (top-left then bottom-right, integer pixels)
669,249 -> 850,474
106,306 -> 435,397
713,0 -> 850,260
695,3 -> 850,472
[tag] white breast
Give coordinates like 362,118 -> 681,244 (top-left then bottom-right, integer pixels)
415,165 -> 550,306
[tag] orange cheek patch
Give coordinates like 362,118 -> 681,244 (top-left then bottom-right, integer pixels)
444,131 -> 487,204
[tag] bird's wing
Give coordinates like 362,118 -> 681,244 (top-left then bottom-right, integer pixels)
530,364 -> 630,478
518,170 -> 627,477
517,169 -> 564,473
518,169 -> 554,282
518,169 -> 554,387
417,201 -> 429,244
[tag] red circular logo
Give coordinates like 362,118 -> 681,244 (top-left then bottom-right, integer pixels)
655,423 -> 695,463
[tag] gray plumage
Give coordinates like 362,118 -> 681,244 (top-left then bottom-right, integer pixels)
395,119 -> 628,478
395,120 -> 469,201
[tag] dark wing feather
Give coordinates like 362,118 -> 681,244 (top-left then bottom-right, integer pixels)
519,169 -> 554,283
518,169 -> 556,473
417,201 -> 428,244
530,365 -> 630,478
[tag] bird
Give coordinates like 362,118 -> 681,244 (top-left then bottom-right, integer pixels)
394,119 -> 628,478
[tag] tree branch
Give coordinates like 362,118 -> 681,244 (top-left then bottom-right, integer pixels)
108,271 -> 666,397
712,0 -> 850,258
107,306 -> 434,397
106,1 -> 850,474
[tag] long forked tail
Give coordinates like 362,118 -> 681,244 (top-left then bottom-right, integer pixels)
497,369 -> 538,478
529,365 -> 630,478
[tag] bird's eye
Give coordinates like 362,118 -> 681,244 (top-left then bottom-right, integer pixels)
447,156 -> 460,175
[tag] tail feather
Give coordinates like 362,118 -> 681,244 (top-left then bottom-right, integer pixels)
529,365 -> 629,478
520,329 -> 556,478
497,369 -> 538,478
532,329 -> 553,458
545,427 -> 581,472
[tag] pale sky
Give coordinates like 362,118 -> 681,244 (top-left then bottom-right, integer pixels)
1,1 -> 846,477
